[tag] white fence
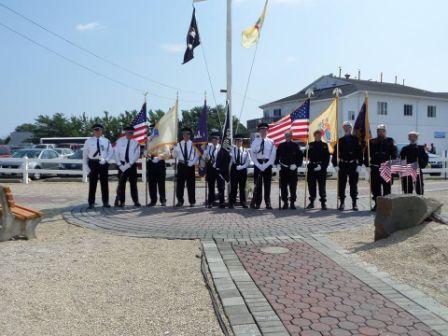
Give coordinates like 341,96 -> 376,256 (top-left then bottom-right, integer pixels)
0,156 -> 447,183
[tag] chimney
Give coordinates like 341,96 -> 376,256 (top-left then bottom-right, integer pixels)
358,69 -> 361,80
395,75 -> 398,84
345,73 -> 351,79
380,72 -> 383,83
338,66 -> 342,78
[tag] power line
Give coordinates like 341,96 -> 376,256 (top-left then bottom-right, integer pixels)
0,20 -> 201,104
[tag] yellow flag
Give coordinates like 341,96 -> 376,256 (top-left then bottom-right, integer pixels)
147,98 -> 178,154
308,99 -> 338,153
241,0 -> 268,48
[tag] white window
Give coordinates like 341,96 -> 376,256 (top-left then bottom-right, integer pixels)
273,108 -> 282,117
377,102 -> 388,115
404,104 -> 413,116
427,106 -> 436,118
347,111 -> 355,121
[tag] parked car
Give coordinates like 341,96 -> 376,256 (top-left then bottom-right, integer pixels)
0,145 -> 11,158
54,147 -> 74,158
33,144 -> 56,149
61,149 -> 83,172
427,153 -> 443,176
0,148 -> 60,180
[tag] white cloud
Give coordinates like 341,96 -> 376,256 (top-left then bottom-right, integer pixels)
75,22 -> 105,31
160,43 -> 184,53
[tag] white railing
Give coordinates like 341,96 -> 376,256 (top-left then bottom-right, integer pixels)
0,156 -> 447,183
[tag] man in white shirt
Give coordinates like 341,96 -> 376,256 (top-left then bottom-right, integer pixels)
146,143 -> 170,207
203,133 -> 225,208
83,124 -> 113,209
229,134 -> 250,208
114,126 -> 141,207
172,127 -> 199,207
249,123 -> 277,209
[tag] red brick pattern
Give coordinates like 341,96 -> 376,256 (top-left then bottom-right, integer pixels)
235,243 -> 439,336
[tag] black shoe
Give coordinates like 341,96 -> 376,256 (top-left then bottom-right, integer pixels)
371,204 -> 377,211
306,202 -> 314,209
160,202 -> 166,207
290,203 -> 296,210
250,203 -> 260,209
103,204 -> 111,208
189,203 -> 195,207
116,203 -> 124,208
282,203 -> 289,210
338,202 -> 345,211
241,203 -> 248,209
321,203 -> 328,210
207,204 -> 213,209
219,204 -> 226,209
265,203 -> 273,210
352,200 -> 359,211
228,203 -> 234,209
88,204 -> 94,209
147,202 -> 156,207
175,202 -> 184,207
134,203 -> 141,207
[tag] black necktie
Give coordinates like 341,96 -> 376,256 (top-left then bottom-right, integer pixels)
125,139 -> 130,163
184,142 -> 188,162
260,140 -> 265,155
94,138 -> 101,157
211,147 -> 216,163
237,148 -> 241,165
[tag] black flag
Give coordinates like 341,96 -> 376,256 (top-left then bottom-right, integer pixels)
221,101 -> 232,152
183,8 -> 201,64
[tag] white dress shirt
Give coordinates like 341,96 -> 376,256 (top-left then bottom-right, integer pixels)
230,146 -> 250,169
114,137 -> 140,168
172,140 -> 199,166
83,136 -> 113,170
203,143 -> 221,164
250,137 -> 276,170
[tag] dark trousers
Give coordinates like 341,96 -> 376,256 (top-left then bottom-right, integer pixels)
176,163 -> 196,204
338,163 -> 359,202
307,170 -> 327,203
116,164 -> 139,205
252,164 -> 272,206
147,160 -> 166,204
280,168 -> 298,203
402,173 -> 424,195
88,160 -> 109,206
229,166 -> 247,205
371,167 -> 391,201
207,166 -> 225,205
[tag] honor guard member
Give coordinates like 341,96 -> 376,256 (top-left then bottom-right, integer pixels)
365,124 -> 397,210
83,124 -> 113,209
275,131 -> 304,210
172,127 -> 199,207
250,123 -> 277,209
146,141 -> 170,207
229,134 -> 250,208
400,131 -> 428,195
114,126 -> 141,207
332,121 -> 363,211
306,130 -> 330,210
203,133 -> 225,208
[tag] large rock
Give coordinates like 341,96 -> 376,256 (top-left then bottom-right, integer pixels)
374,194 -> 443,241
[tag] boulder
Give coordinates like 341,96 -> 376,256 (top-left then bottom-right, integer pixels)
374,194 -> 443,241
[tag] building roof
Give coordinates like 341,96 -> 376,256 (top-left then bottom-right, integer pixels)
260,75 -> 448,108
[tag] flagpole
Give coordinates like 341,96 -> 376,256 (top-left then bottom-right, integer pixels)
365,92 -> 373,211
204,91 -> 208,207
227,0 -> 233,143
144,91 -> 149,207
173,92 -> 179,207
303,90 -> 313,210
333,88 -> 342,209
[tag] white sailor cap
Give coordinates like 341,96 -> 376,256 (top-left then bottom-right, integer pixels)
342,121 -> 352,128
377,124 -> 386,131
408,131 -> 419,136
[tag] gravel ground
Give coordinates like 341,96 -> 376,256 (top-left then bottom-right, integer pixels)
0,182 -> 222,336
328,191 -> 448,307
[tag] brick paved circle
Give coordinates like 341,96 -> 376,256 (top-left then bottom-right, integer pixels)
63,201 -> 374,239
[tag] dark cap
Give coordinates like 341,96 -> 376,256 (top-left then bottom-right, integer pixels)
257,122 -> 269,130
124,126 -> 134,132
210,132 -> 221,140
181,127 -> 193,134
92,123 -> 103,130
234,133 -> 244,140
313,129 -> 323,136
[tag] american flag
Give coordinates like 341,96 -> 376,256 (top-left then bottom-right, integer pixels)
128,102 -> 149,144
267,99 -> 310,146
379,161 -> 392,183
400,161 -> 420,182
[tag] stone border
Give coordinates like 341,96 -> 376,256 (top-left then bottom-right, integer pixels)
308,234 -> 448,336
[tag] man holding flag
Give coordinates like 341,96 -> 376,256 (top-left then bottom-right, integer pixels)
400,131 -> 428,195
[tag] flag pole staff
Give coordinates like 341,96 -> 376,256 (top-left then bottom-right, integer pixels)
303,89 -> 314,210
226,0 -> 233,143
173,92 -> 179,207
333,88 -> 342,210
365,91 -> 373,210
144,91 -> 149,206
204,90 -> 208,207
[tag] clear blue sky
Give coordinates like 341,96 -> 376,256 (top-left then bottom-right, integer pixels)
1,0 -> 447,137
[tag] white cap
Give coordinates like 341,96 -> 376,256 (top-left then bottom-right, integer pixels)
377,124 -> 386,131
408,131 -> 419,136
342,121 -> 352,128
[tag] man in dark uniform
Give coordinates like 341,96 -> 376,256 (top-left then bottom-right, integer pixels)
229,134 -> 250,208
332,121 -> 363,211
275,131 -> 304,210
400,131 -> 428,195
365,124 -> 397,211
306,130 -> 330,210
146,139 -> 170,207
204,133 -> 225,208
250,123 -> 277,209
82,124 -> 113,209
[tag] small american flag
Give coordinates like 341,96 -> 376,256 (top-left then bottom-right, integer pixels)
401,161 -> 420,182
379,161 -> 392,183
267,99 -> 310,146
129,102 -> 149,144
